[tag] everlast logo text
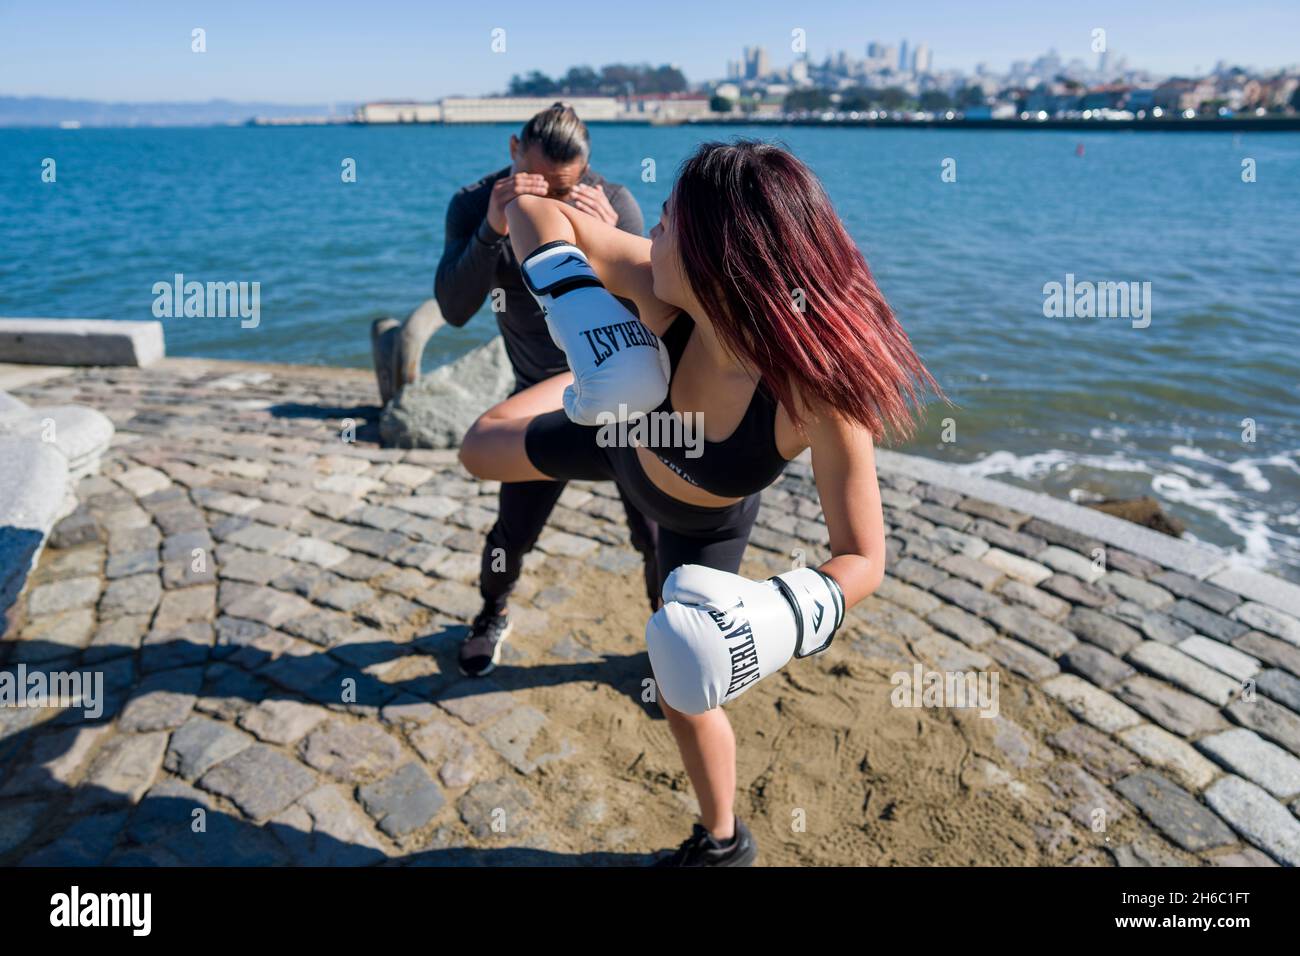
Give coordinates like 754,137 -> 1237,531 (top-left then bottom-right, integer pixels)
581,320 -> 660,368
706,603 -> 761,699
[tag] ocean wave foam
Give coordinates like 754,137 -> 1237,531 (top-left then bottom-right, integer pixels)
1168,443 -> 1296,493
956,449 -> 1154,482
957,446 -> 1300,579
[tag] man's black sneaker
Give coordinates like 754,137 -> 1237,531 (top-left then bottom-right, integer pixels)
652,817 -> 757,867
458,606 -> 512,677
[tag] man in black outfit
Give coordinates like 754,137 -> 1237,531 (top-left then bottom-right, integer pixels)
435,103 -> 657,677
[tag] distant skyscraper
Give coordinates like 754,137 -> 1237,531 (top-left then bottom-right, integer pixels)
899,39 -> 909,72
880,44 -> 897,71
743,45 -> 770,80
913,43 -> 931,74
1035,48 -> 1062,76
867,41 -> 881,58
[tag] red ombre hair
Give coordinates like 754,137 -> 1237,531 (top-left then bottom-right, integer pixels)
670,140 -> 940,440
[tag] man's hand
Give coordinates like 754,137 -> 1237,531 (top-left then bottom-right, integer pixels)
487,172 -> 549,235
570,183 -> 619,225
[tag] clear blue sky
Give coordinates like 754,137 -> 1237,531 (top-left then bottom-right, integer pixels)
2,0 -> 1296,103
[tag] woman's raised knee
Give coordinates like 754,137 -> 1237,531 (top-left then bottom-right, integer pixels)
458,416 -> 490,477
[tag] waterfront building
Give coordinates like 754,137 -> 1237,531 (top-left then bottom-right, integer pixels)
354,101 -> 442,123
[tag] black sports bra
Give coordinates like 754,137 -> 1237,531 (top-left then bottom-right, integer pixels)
646,312 -> 792,498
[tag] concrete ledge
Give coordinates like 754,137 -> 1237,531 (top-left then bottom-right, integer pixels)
1207,568 -> 1300,620
875,449 -> 1229,579
0,318 -> 165,367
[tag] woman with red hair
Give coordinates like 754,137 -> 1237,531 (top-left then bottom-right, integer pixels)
459,140 -> 939,866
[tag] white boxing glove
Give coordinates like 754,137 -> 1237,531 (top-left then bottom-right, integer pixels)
645,564 -> 846,715
519,240 -> 670,426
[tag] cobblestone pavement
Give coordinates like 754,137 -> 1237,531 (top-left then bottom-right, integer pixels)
2,359 -> 1299,866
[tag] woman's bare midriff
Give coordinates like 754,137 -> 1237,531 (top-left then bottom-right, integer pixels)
634,446 -> 744,508
630,396 -> 809,508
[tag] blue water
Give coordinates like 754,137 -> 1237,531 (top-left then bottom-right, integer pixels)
3,125 -> 1299,579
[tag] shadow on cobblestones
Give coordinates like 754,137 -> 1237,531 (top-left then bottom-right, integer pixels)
6,775 -> 654,866
0,632 -> 660,866
266,402 -> 384,442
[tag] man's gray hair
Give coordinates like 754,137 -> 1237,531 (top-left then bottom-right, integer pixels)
519,102 -> 590,164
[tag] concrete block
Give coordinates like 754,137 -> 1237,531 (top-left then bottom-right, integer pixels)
0,318 -> 164,367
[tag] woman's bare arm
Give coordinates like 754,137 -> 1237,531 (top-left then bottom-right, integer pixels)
505,194 -> 679,335
803,405 -> 888,608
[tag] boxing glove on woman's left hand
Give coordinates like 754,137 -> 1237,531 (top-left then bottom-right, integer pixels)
645,564 -> 846,715
520,241 -> 670,426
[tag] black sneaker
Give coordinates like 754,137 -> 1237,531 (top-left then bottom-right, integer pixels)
652,818 -> 757,867
458,605 -> 512,677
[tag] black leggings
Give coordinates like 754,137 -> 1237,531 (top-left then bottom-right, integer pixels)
479,479 -> 658,609
480,373 -> 658,611
524,410 -> 761,599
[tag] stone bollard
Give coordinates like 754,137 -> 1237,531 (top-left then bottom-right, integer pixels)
370,298 -> 446,407
370,317 -> 400,407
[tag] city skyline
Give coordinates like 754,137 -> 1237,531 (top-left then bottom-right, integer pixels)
719,37 -> 1143,97
2,0 -> 1298,104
